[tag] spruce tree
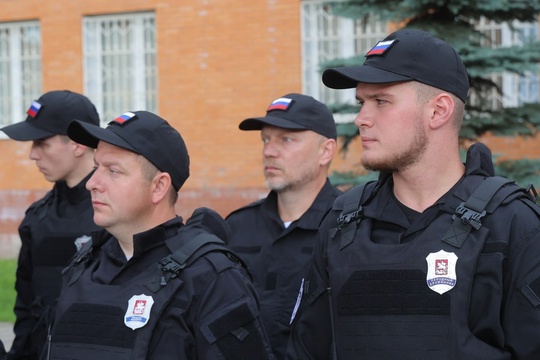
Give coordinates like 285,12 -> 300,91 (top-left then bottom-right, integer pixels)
325,0 -> 540,189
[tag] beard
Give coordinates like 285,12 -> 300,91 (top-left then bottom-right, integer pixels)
264,163 -> 320,194
362,119 -> 428,172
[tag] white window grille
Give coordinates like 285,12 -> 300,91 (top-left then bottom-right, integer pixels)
476,18 -> 539,109
83,12 -> 157,124
0,21 -> 42,131
301,0 -> 387,122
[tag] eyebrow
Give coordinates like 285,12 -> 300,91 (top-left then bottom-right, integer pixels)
356,91 -> 395,101
94,158 -> 123,169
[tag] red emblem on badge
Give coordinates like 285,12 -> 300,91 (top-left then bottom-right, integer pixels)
435,259 -> 448,275
133,300 -> 146,315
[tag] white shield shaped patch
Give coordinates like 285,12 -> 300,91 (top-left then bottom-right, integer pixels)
124,294 -> 154,330
74,235 -> 91,252
426,250 -> 458,295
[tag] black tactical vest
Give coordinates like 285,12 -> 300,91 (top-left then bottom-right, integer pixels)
47,210 -> 237,360
327,174 -> 536,360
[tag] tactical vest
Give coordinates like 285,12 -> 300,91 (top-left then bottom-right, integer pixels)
327,175 -> 539,360
46,221 -> 238,360
27,190 -> 98,305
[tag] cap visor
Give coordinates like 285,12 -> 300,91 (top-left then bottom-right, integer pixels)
322,66 -> 412,89
1,121 -> 55,141
239,116 -> 308,131
67,120 -> 136,152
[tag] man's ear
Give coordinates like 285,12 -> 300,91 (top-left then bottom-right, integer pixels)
151,172 -> 173,204
320,138 -> 337,166
429,93 -> 454,130
72,142 -> 89,157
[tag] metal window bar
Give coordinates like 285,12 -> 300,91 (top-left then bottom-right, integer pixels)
475,18 -> 539,108
83,13 -> 157,124
0,21 -> 41,130
301,0 -> 386,123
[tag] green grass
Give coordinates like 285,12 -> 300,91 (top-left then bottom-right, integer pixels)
0,258 -> 16,322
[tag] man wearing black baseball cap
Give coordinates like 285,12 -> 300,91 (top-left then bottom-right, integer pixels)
226,93 -> 341,359
288,29 -> 540,359
44,111 -> 275,359
1,90 -> 101,360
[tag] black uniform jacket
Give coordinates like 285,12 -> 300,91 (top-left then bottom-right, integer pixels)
9,173 -> 99,360
226,179 -> 342,359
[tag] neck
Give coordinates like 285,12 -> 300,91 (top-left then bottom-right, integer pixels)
65,156 -> 95,188
392,150 -> 465,212
276,177 -> 327,223
110,207 -> 177,259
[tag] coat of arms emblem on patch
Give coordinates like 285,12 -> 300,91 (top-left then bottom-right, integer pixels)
124,294 -> 155,330
426,250 -> 458,294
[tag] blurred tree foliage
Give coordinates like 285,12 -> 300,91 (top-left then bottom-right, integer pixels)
324,0 -> 540,189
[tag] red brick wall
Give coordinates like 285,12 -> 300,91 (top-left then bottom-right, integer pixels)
0,0 -> 324,257
1,1 -> 539,258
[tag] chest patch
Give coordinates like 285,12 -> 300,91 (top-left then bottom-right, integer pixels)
426,250 -> 458,295
124,294 -> 154,330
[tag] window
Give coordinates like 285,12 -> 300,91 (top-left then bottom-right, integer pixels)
0,21 -> 42,130
301,0 -> 387,122
476,18 -> 539,109
83,12 -> 157,124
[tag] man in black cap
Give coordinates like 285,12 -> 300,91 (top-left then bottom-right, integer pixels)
1,90 -> 101,360
287,29 -> 540,359
226,93 -> 341,359
44,111 -> 275,359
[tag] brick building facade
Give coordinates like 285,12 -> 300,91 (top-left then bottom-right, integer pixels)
0,1 -> 538,258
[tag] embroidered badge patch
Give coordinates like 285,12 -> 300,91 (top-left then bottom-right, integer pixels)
112,111 -> 137,125
267,97 -> 293,111
124,294 -> 154,330
426,250 -> 458,295
366,39 -> 397,56
27,100 -> 42,118
73,235 -> 91,252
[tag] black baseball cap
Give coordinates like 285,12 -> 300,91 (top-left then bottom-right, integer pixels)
1,90 -> 100,140
239,93 -> 337,139
67,110 -> 190,191
322,28 -> 469,103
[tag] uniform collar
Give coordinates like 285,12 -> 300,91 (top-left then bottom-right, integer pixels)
54,171 -> 94,204
262,178 -> 341,230
95,216 -> 184,261
132,216 -> 183,256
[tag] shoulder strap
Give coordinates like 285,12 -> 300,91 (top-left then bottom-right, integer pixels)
442,176 -> 515,248
27,190 -> 54,221
153,232 -> 244,291
159,233 -> 226,284
331,181 -> 377,249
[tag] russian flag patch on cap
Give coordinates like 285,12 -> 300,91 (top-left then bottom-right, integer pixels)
366,39 -> 397,56
267,97 -> 293,111
112,111 -> 137,125
26,101 -> 42,118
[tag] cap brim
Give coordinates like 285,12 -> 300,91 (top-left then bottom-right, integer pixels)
67,120 -> 137,153
1,121 -> 56,141
322,66 -> 413,89
239,116 -> 308,131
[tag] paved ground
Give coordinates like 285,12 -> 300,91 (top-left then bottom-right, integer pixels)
0,322 -> 14,351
